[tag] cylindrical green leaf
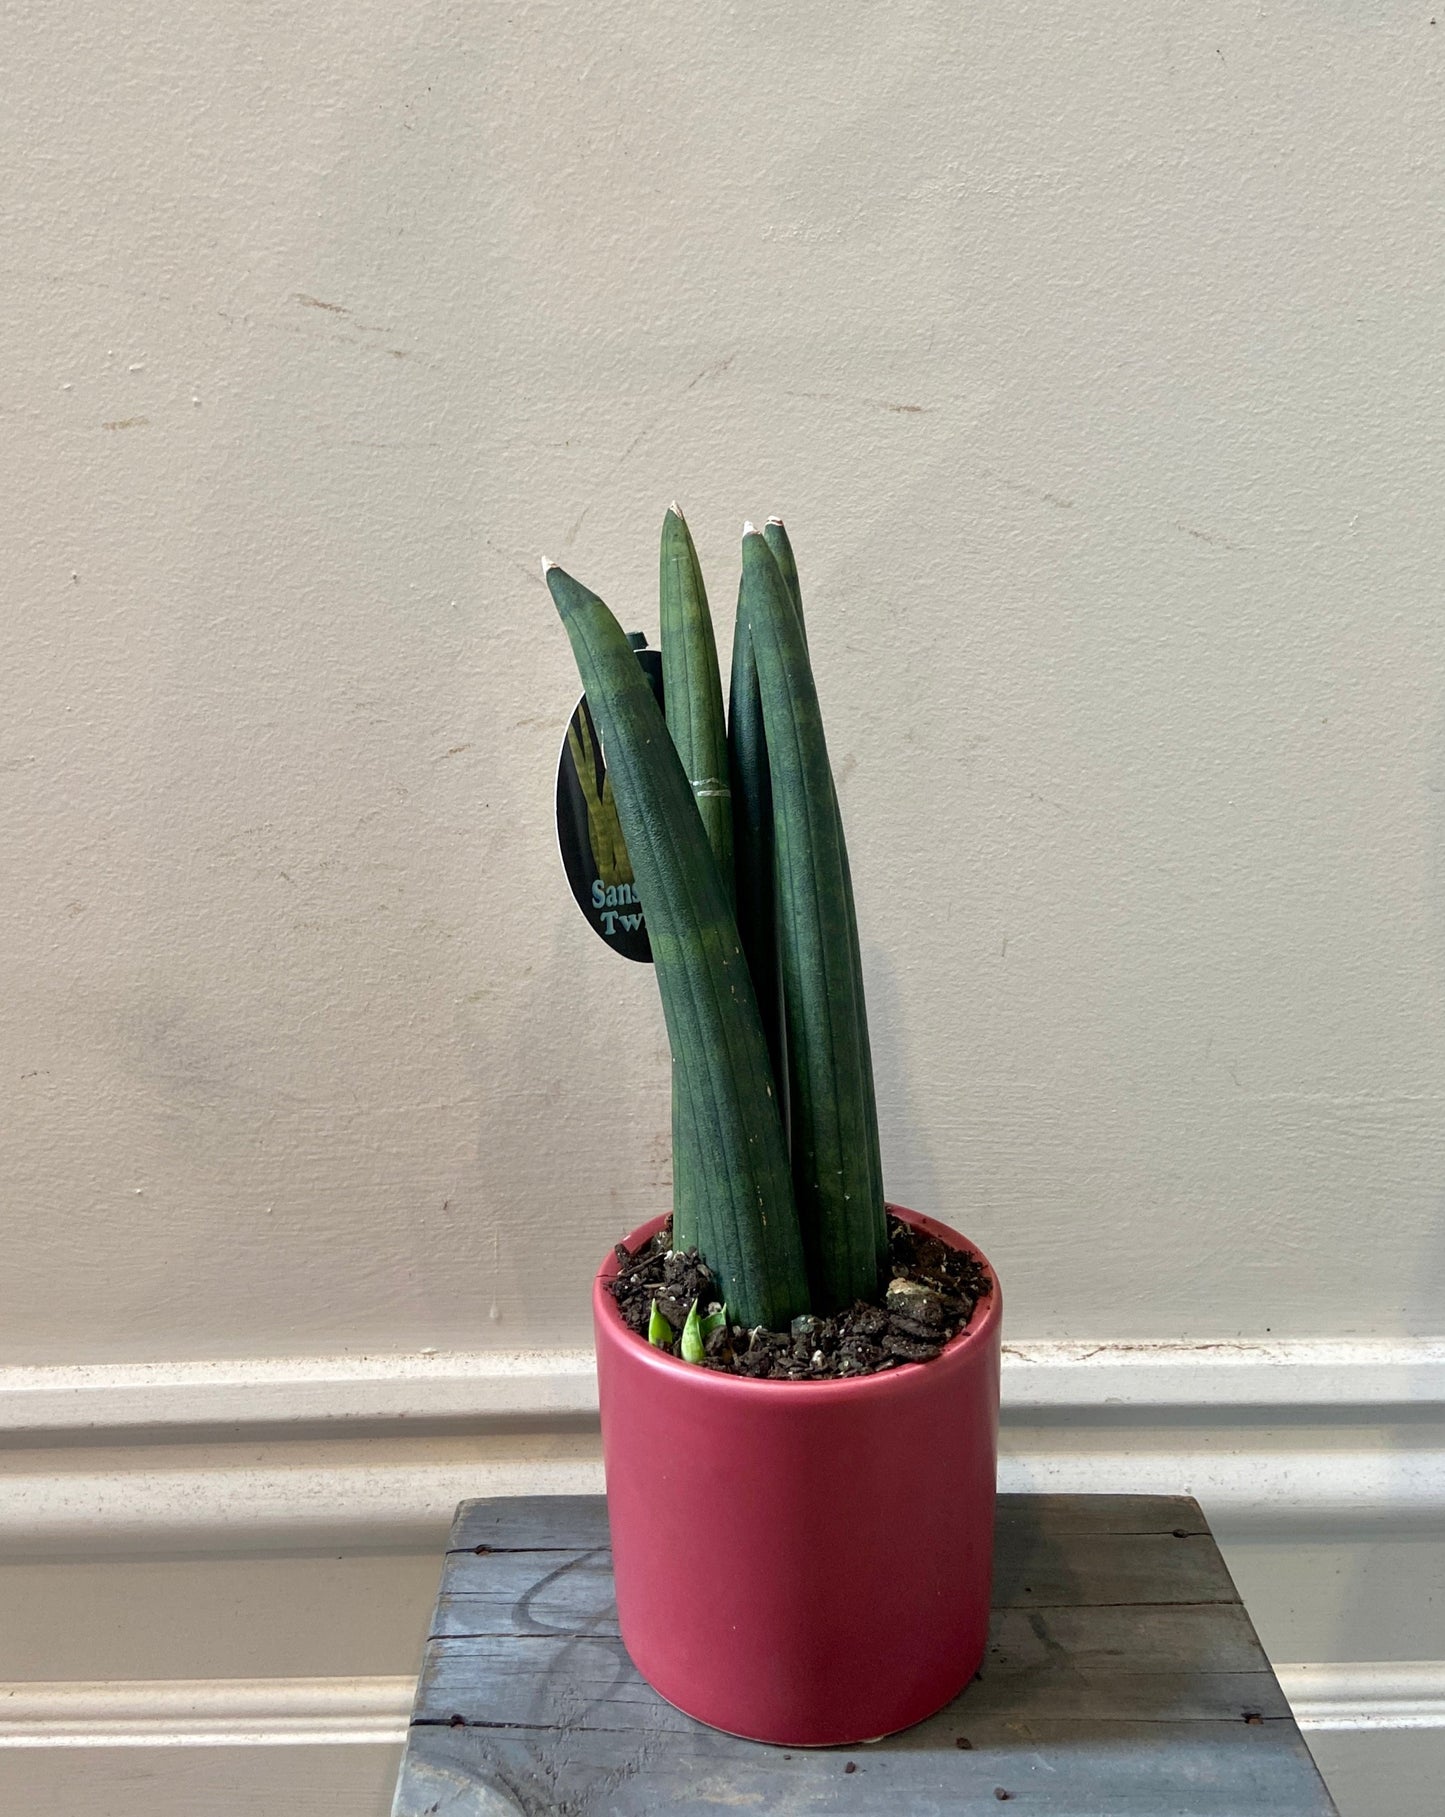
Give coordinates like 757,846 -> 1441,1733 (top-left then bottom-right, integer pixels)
763,517 -> 884,1232
762,516 -> 805,643
738,529 -> 887,1311
661,506 -> 733,885
660,506 -> 732,1252
728,599 -> 785,1104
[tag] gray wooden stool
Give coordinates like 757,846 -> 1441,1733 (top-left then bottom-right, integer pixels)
391,1492 -> 1337,1815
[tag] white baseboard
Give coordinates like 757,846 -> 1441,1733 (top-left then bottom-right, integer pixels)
0,1339 -> 1439,1546
0,1350 -> 601,1433
999,1338 -> 1445,1411
3,1338 -> 1441,1431
0,1678 -> 414,1748
1,1662 -> 1440,1748
1283,1662 -> 1445,1732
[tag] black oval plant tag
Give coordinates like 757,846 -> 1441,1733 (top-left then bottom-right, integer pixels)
555,638 -> 662,964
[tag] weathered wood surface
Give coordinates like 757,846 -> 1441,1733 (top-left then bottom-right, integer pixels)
393,1494 -> 1338,1816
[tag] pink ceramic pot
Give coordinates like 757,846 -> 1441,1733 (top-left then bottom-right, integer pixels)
593,1204 -> 1001,1747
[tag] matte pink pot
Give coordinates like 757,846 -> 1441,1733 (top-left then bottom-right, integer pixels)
593,1205 -> 1001,1747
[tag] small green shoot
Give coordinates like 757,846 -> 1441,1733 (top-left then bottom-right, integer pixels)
699,1303 -> 728,1339
648,1301 -> 675,1348
680,1299 -> 706,1363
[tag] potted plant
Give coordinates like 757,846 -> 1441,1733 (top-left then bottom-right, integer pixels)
545,510 -> 1001,1748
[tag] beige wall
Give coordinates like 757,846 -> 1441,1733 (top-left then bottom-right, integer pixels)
3,0 -> 1443,1363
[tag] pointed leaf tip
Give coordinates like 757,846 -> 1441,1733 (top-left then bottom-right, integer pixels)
767,515 -> 785,526
742,520 -> 759,537
541,556 -> 558,580
667,500 -> 685,520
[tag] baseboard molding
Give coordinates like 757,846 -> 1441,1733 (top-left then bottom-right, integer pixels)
0,1350 -> 601,1433
0,1339 -> 1440,1547
1282,1662 -> 1445,1732
1,1663 -> 1440,1748
0,1678 -> 414,1748
1000,1338 -> 1445,1411
3,1338 -> 1441,1432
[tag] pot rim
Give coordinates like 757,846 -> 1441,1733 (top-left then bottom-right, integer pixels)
593,1202 -> 1000,1400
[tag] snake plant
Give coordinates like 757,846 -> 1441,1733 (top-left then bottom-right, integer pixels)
546,511 -> 886,1329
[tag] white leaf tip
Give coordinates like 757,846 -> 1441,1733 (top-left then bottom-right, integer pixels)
766,515 -> 785,526
667,499 -> 685,519
742,520 -> 758,536
541,557 -> 558,578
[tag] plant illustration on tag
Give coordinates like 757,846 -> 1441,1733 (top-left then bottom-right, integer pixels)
554,635 -> 661,963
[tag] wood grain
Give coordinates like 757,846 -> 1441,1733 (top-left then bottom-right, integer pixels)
394,1494 -> 1338,1816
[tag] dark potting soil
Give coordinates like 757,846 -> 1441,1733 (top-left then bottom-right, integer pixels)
606,1216 -> 991,1379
